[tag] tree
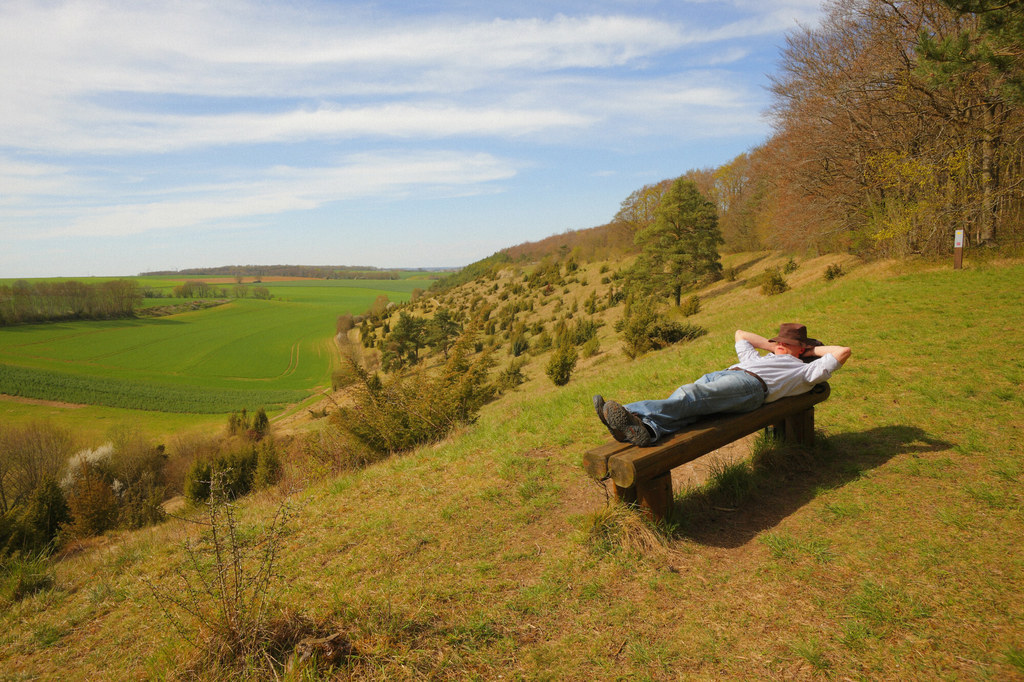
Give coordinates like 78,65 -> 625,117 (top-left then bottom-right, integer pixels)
632,177 -> 723,306
612,181 -> 672,245
426,308 -> 460,359
387,312 -> 427,367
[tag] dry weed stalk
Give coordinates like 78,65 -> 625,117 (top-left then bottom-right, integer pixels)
145,473 -> 297,674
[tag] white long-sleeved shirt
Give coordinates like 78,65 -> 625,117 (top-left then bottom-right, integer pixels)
730,340 -> 839,403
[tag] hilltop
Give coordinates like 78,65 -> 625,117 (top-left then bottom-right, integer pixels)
2,248 -> 1023,679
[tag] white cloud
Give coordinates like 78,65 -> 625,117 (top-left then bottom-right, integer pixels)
4,103 -> 594,154
17,151 -> 517,239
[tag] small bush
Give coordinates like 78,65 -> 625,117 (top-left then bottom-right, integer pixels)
254,440 -> 283,489
145,478 -> 337,678
824,263 -> 845,281
497,359 -> 527,392
227,409 -> 251,437
760,267 -> 790,296
680,294 -> 700,317
570,318 -> 599,346
65,462 -> 119,538
621,300 -> 707,359
509,332 -> 529,357
301,428 -> 374,475
250,408 -> 270,441
723,266 -> 737,282
530,330 -> 553,355
783,257 -> 799,274
581,336 -> 601,358
0,479 -> 70,555
183,448 -> 259,505
545,341 -> 578,386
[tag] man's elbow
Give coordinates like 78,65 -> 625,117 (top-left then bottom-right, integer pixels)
834,347 -> 852,365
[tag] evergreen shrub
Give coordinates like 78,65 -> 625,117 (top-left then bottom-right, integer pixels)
546,341 -> 578,386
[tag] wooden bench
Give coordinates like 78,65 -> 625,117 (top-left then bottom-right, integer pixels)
583,383 -> 831,520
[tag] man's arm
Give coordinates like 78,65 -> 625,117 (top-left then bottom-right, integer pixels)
806,344 -> 852,366
735,329 -> 773,352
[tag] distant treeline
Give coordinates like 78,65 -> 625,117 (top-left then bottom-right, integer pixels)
0,279 -> 141,326
140,264 -> 416,280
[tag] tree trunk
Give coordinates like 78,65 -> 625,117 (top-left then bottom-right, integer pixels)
979,99 -> 999,244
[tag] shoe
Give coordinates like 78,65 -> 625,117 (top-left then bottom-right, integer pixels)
593,395 -> 628,443
602,400 -> 653,447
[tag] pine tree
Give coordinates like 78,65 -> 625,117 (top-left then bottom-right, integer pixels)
632,177 -> 723,306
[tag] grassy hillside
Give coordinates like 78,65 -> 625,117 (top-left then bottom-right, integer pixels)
2,255 -> 1022,679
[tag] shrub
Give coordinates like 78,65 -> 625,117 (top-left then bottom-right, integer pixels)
530,330 -> 553,355
723,266 -> 737,282
620,300 -> 708,359
183,447 -> 259,505
545,341 -> 578,386
570,318 -> 599,346
760,267 -> 790,296
0,479 -> 70,556
783,257 -> 799,274
145,479 -> 334,678
496,358 -> 527,392
509,332 -> 529,357
250,408 -> 270,441
254,440 -> 283,489
65,462 -> 119,538
582,336 -> 601,358
331,332 -> 496,455
680,294 -> 701,317
227,409 -> 251,437
301,427 -> 374,476
651,320 -> 707,345
824,263 -> 845,281
0,422 -> 74,517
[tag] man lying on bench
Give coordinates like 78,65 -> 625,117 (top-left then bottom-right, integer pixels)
594,323 -> 852,447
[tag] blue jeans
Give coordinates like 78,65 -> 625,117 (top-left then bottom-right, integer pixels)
626,370 -> 767,442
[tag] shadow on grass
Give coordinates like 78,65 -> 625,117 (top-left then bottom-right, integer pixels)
671,425 -> 953,549
699,255 -> 769,301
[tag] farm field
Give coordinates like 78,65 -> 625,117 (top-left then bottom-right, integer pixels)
0,277 -> 422,438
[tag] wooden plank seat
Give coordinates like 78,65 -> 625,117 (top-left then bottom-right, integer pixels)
584,383 -> 831,520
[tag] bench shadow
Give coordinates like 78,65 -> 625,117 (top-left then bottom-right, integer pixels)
670,425 -> 953,549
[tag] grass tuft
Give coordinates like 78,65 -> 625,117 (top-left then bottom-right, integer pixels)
0,551 -> 56,604
580,503 -> 678,559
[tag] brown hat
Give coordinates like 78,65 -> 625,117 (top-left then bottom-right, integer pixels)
770,323 -> 822,349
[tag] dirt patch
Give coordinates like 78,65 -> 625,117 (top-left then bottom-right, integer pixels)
0,393 -> 87,409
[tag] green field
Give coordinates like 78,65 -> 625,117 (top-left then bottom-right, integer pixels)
0,278 -> 421,424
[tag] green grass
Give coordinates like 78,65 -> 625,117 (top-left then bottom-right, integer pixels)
0,278 -> 420,419
2,256 -> 1023,679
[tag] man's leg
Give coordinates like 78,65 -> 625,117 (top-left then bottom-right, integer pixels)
625,370 -> 766,441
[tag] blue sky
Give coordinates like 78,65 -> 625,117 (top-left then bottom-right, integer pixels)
0,0 -> 825,278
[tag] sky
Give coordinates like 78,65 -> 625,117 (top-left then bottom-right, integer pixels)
0,0 -> 826,278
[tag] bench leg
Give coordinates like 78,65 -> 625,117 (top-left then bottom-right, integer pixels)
636,472 -> 673,522
772,407 -> 816,447
785,407 -> 815,446
611,483 -> 637,505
